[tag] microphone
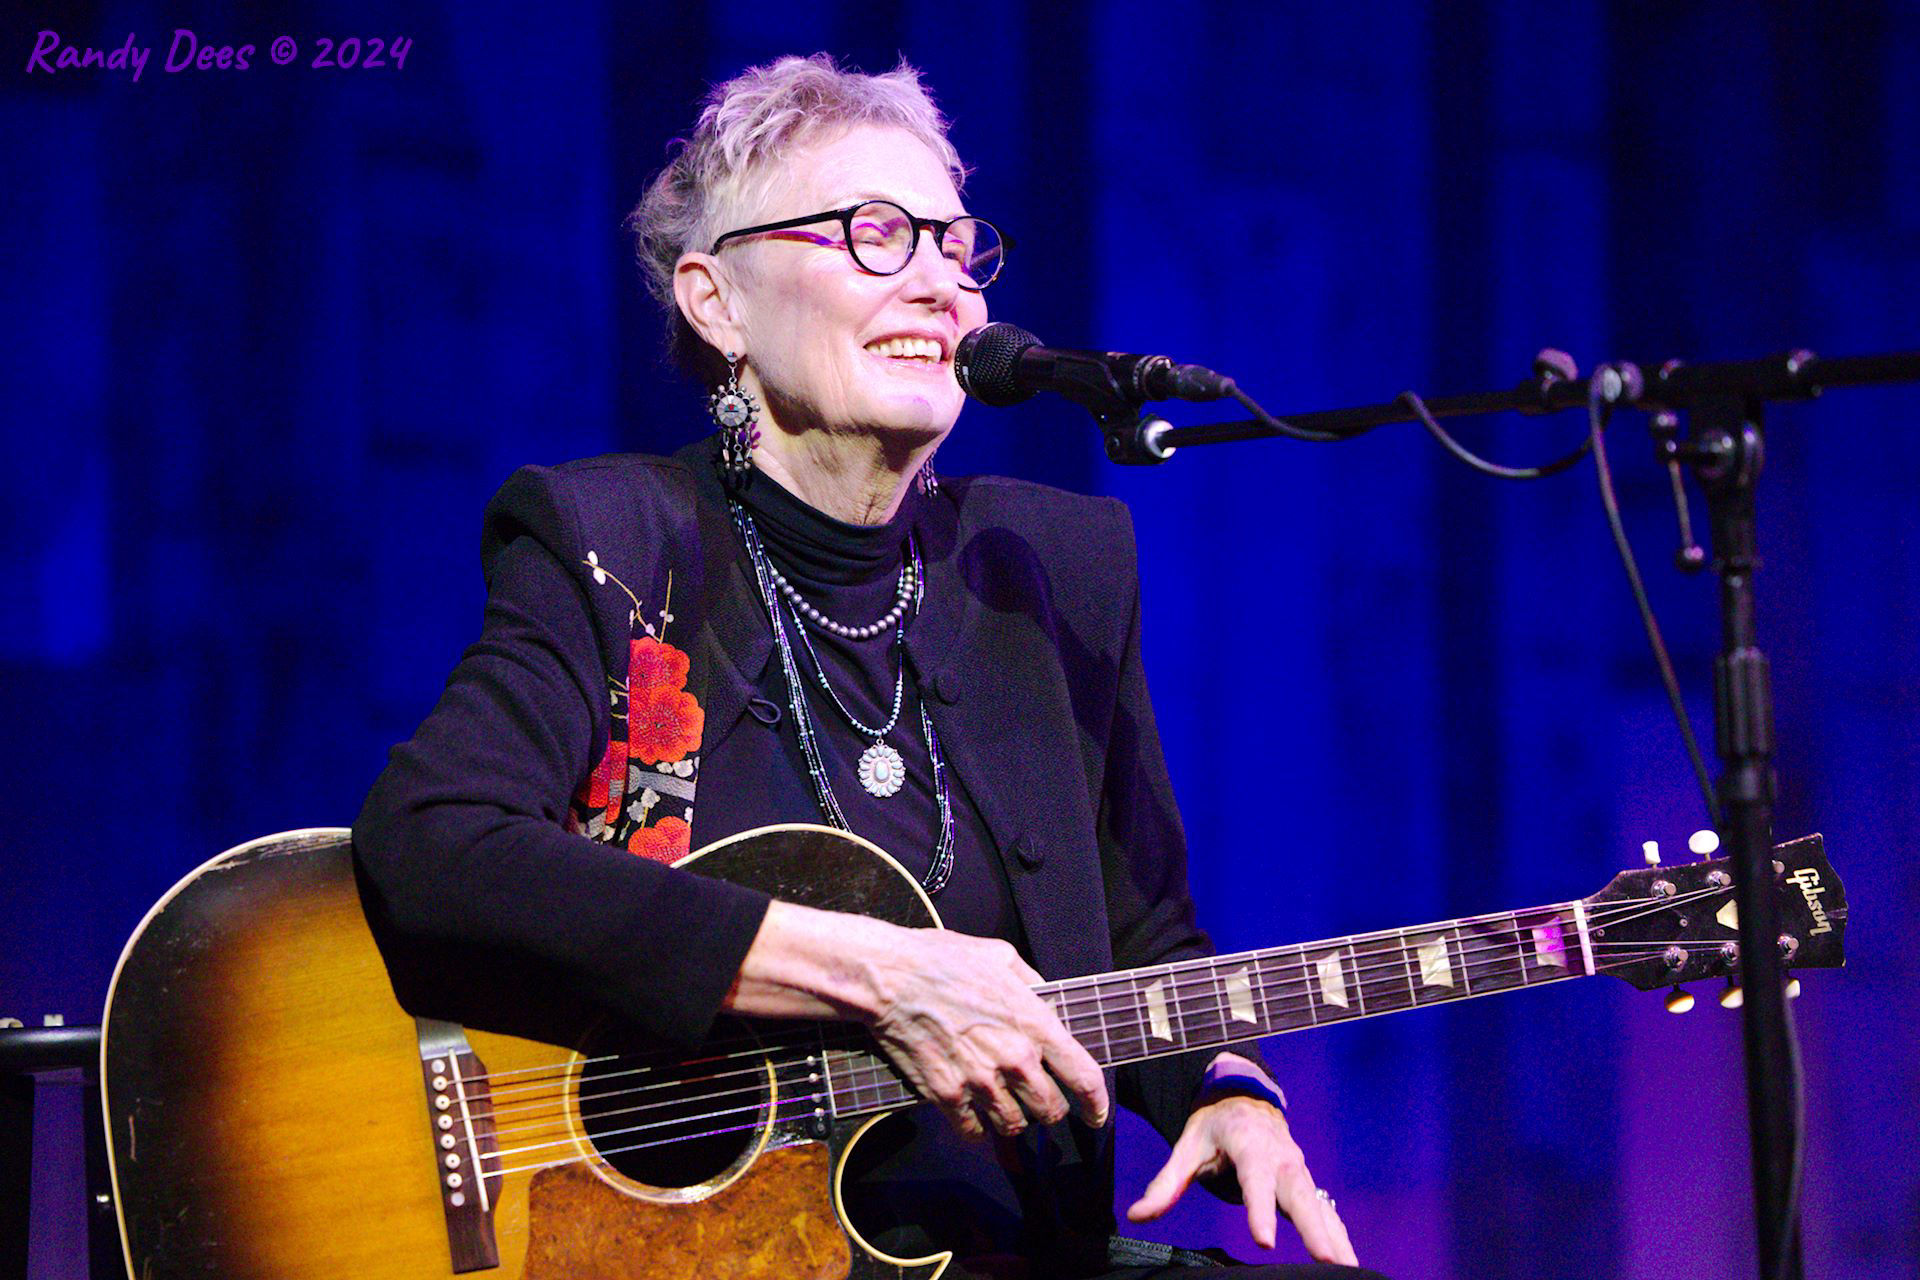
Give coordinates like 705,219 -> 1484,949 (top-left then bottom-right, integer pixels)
953,323 -> 1235,408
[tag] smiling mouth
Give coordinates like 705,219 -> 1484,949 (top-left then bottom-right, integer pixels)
863,336 -> 947,364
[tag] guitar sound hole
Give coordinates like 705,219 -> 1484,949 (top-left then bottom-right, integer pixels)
576,1022 -> 770,1190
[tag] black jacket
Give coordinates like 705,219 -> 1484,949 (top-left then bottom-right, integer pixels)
354,437 -> 1238,1257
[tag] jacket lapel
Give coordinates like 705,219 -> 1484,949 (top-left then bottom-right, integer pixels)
682,442 -> 775,766
905,486 -> 1107,979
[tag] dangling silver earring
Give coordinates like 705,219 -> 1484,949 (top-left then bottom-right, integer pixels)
709,351 -> 760,477
916,454 -> 940,496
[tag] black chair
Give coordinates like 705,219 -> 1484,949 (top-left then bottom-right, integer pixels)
0,1026 -> 117,1280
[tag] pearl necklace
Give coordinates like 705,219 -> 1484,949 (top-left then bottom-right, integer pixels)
767,559 -> 916,640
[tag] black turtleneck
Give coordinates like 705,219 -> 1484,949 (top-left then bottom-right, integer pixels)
714,468 -> 1021,950
696,468 -> 1033,1268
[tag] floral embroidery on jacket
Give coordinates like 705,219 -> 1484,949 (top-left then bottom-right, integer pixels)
566,556 -> 701,864
625,637 -> 703,765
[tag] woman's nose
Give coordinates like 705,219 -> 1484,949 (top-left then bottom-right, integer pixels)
899,229 -> 963,309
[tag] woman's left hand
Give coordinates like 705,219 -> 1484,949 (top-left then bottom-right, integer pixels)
1124,1060 -> 1358,1267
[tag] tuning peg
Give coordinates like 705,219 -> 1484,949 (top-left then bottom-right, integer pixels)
1642,840 -> 1662,867
1719,982 -> 1744,1009
1689,829 -> 1721,857
1787,979 -> 1802,1000
1665,987 -> 1696,1013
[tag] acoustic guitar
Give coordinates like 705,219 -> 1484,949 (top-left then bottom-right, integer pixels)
99,824 -> 1846,1278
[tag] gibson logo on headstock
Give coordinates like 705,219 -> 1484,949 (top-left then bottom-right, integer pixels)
1788,868 -> 1834,935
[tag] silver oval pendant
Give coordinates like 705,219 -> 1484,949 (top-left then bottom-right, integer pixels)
858,741 -> 907,798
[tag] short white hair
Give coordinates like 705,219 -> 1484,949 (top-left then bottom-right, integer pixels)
627,53 -> 968,374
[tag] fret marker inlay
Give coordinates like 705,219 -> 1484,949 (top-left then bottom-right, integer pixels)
1315,951 -> 1349,1008
1224,965 -> 1258,1024
1143,978 -> 1174,1041
1416,939 -> 1453,988
1531,919 -> 1568,968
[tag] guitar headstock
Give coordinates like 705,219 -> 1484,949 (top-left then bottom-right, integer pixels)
1583,833 -> 1845,994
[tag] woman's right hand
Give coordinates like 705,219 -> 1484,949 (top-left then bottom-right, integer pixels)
725,900 -> 1110,1138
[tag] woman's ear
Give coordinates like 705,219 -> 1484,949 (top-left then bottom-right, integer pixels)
674,253 -> 746,358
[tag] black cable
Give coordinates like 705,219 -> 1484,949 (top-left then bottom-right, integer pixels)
1226,386 -> 1347,441
1399,390 -> 1593,479
1226,377 -> 1720,823
1776,994 -> 1806,1280
1584,379 -> 1721,829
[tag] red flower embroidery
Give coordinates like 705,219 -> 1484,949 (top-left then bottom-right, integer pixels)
628,636 -> 690,692
628,815 -> 691,864
628,683 -> 703,765
624,636 -> 702,764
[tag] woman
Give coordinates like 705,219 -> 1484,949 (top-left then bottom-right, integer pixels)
355,53 -> 1373,1280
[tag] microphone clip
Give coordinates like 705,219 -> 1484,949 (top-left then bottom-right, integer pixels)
1104,414 -> 1179,465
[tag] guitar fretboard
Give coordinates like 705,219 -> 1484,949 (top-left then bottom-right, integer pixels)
820,902 -> 1590,1118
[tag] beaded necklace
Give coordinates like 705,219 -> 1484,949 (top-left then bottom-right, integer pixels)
731,501 -> 956,894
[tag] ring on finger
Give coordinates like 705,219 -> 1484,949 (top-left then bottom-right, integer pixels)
1314,1187 -> 1338,1212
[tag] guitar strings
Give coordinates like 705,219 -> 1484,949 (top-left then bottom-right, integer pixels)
477,944 -> 1712,1178
475,885 -> 1731,1131
720,939 -> 1753,1119
483,928 -> 1748,1140
484,941 -> 1758,1150
478,924 -> 1746,1154
477,937 -> 1754,1147
473,885 -> 1746,1132
475,885 -> 1734,1101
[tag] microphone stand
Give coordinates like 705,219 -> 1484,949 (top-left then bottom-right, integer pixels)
1092,347 -> 1920,1280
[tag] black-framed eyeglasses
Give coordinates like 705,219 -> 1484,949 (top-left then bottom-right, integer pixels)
711,200 -> 1011,290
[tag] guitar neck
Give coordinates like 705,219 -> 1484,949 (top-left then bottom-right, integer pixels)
820,899 -> 1592,1118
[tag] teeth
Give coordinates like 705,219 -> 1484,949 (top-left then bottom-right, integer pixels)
864,337 -> 942,361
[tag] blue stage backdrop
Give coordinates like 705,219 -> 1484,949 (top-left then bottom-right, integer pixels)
4,3 -> 1917,1277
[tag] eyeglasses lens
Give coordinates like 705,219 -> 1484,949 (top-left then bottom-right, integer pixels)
848,201 -> 1003,288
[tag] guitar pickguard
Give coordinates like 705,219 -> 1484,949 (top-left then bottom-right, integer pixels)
522,1144 -> 852,1279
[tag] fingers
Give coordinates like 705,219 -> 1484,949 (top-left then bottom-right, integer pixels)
1125,1131 -> 1204,1222
994,944 -> 1104,1126
1240,1161 -> 1281,1251
911,1061 -> 987,1140
869,932 -> 1108,1137
1276,1176 -> 1356,1266
1002,1043 -> 1073,1127
1033,1005 -> 1109,1126
1175,1096 -> 1359,1267
1325,1198 -> 1358,1267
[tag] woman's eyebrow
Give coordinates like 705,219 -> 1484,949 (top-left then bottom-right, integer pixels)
835,192 -> 967,219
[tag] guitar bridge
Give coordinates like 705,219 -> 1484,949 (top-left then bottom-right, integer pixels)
416,1017 -> 501,1273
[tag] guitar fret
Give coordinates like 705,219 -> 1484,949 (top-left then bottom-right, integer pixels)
816,1029 -> 842,1117
1406,928 -> 1462,1006
1209,955 -> 1263,1041
1140,964 -> 1182,1049
1252,952 -> 1276,1029
1101,974 -> 1150,1063
1243,948 -> 1308,1036
1349,931 -> 1416,1016
1458,912 -> 1532,994
1055,982 -> 1113,1066
1453,928 -> 1473,996
1401,930 -> 1419,1004
1296,947 -> 1320,1025
1091,979 -> 1116,1063
1303,941 -> 1360,1020
1517,906 -> 1579,986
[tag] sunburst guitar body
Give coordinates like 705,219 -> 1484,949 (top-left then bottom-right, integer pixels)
102,824 -> 952,1279
100,824 -> 1847,1278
